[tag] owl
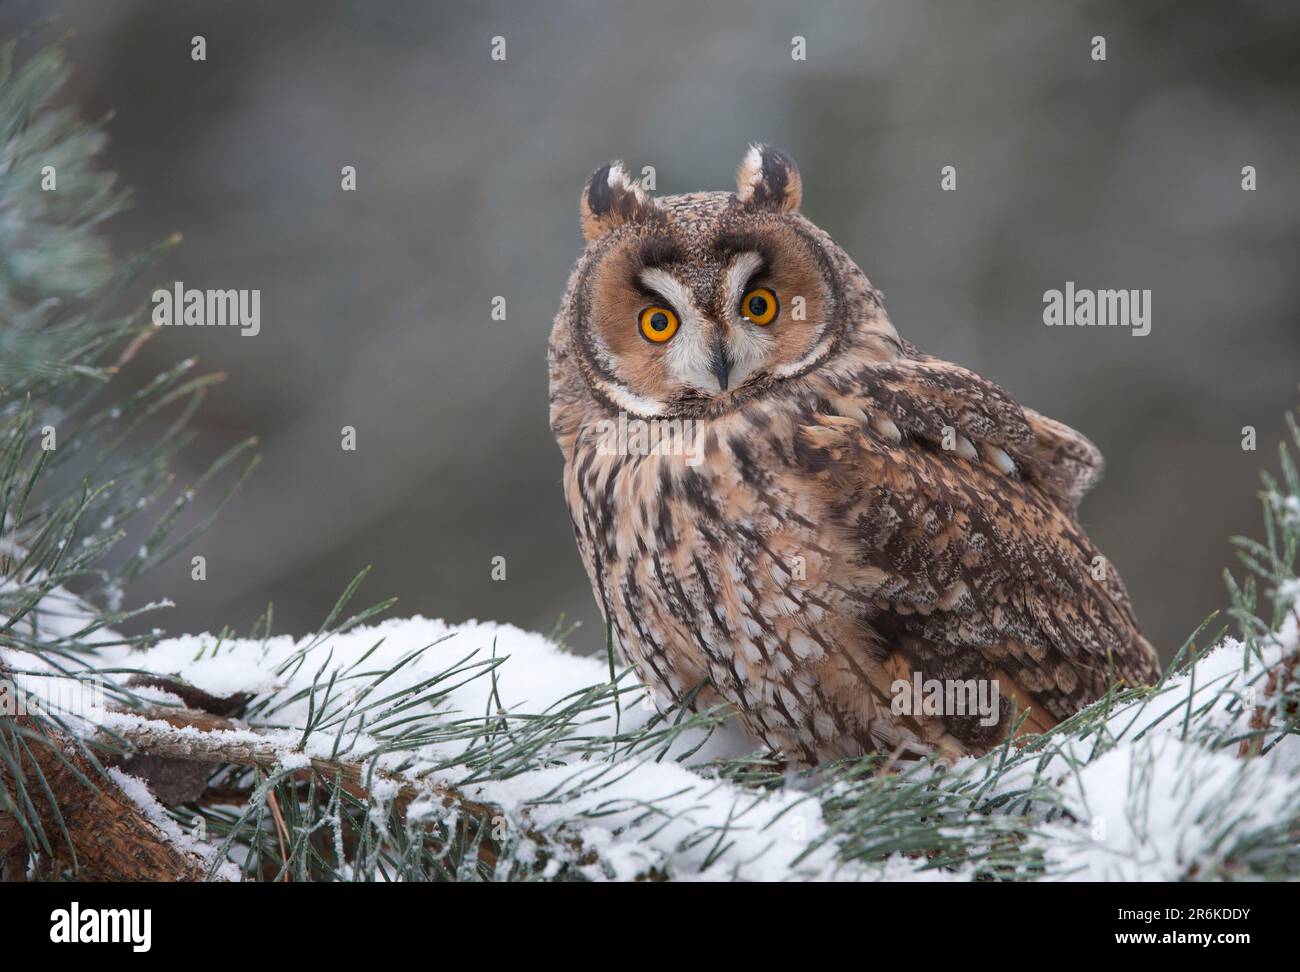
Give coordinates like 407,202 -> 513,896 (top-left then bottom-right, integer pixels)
548,144 -> 1159,765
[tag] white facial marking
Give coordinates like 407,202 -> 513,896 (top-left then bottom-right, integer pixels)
599,381 -> 665,417
723,252 -> 773,387
725,252 -> 764,306
639,267 -> 723,393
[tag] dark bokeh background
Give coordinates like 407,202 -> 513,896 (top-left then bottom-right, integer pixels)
5,0 -> 1298,660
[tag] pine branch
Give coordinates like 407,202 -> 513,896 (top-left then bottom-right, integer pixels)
0,35 -> 255,881
101,705 -> 486,819
0,672 -> 210,880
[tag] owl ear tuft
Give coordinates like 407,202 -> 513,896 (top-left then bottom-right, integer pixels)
580,161 -> 656,241
735,143 -> 801,212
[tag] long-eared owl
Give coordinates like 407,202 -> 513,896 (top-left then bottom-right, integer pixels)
548,144 -> 1159,765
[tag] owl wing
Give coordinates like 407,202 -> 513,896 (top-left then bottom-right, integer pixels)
798,356 -> 1158,751
869,349 -> 1104,514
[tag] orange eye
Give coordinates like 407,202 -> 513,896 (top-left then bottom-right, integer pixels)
740,287 -> 778,325
638,305 -> 679,343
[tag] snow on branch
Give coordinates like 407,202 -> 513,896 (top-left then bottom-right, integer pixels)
6,573 -> 1296,881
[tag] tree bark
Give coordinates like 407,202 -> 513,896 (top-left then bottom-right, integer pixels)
0,711 -> 211,880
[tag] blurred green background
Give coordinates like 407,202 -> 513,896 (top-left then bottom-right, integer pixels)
4,0 -> 1297,661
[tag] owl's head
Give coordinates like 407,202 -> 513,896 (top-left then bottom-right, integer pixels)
553,144 -> 895,420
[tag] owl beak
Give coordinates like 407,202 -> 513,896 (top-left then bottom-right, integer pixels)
710,343 -> 733,391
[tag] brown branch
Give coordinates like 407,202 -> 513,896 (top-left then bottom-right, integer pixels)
6,697 -> 573,881
0,710 -> 212,881
104,706 -> 489,816
124,673 -> 251,716
262,773 -> 291,881
0,807 -> 29,882
103,706 -> 506,869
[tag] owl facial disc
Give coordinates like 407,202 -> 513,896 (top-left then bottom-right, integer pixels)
560,144 -> 891,418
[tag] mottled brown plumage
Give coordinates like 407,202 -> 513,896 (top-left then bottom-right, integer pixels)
549,146 -> 1159,765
